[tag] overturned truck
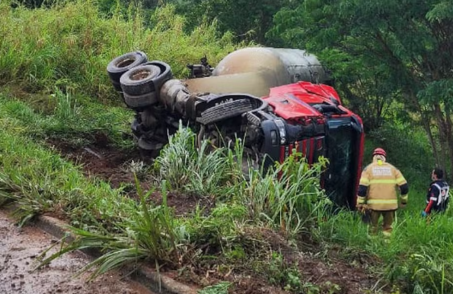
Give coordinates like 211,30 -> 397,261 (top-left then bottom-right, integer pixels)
107,47 -> 364,208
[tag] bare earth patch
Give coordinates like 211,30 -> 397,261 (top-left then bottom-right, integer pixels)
0,210 -> 154,294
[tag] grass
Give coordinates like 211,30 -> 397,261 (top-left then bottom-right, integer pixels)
0,1 -> 452,293
0,89 -> 134,148
0,1 -> 243,103
0,107 -> 135,230
315,205 -> 453,293
0,102 -> 331,288
2,88 -> 452,292
153,123 -> 244,197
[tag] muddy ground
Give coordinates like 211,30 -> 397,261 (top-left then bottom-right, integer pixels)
43,137 -> 388,294
0,210 -> 155,294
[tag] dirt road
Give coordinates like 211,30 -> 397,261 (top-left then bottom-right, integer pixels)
0,210 -> 155,294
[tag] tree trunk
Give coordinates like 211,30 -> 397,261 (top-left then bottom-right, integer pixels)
445,107 -> 453,182
433,103 -> 450,179
407,91 -> 440,167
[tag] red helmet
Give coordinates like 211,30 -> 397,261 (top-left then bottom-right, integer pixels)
373,147 -> 386,157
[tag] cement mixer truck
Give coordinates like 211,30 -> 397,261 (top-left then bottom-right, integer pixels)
106,47 -> 364,208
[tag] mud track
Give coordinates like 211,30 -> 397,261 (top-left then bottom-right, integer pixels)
47,136 -> 214,216
0,210 -> 154,294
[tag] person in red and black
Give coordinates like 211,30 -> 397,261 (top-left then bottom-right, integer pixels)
422,168 -> 450,217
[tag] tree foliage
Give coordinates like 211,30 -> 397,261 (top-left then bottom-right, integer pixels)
269,0 -> 453,177
170,0 -> 291,43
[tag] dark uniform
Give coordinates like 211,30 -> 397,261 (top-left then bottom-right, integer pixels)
424,180 -> 450,214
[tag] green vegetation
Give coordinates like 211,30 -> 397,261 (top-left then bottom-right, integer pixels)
1,0 -> 453,293
268,0 -> 453,178
0,1 -> 239,102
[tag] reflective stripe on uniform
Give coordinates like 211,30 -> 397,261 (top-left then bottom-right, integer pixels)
367,199 -> 398,204
359,178 -> 369,186
400,194 -> 408,201
357,196 -> 366,204
396,176 -> 406,185
369,179 -> 397,184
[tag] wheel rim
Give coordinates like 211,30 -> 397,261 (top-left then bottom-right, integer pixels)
116,58 -> 135,68
130,67 -> 159,81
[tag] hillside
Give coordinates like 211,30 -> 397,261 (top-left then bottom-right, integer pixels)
1,1 -> 453,294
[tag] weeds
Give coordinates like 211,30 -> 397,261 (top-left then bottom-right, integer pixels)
0,1 -> 242,101
264,252 -> 304,291
154,124 -> 243,197
198,282 -> 231,294
0,103 -> 133,228
52,87 -> 81,121
243,153 -> 330,236
0,93 -> 133,148
39,179 -> 183,279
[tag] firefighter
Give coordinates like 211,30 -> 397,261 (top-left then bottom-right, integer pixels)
422,168 -> 450,217
356,148 -> 409,236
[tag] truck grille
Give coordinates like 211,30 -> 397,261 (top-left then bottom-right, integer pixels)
279,136 -> 325,164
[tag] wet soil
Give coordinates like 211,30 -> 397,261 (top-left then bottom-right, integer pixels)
0,210 -> 155,294
47,136 -> 214,217
171,227 -> 386,294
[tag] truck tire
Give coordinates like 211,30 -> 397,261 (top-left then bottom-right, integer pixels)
146,61 -> 173,94
120,64 -> 161,96
196,99 -> 253,125
120,61 -> 173,96
107,51 -> 148,86
123,91 -> 158,110
111,80 -> 122,92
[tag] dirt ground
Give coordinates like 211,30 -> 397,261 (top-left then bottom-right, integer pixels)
0,210 -> 155,294
44,137 -> 389,294
47,137 -> 214,216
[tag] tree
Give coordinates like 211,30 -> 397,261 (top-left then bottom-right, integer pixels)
269,0 -> 453,179
171,0 -> 291,43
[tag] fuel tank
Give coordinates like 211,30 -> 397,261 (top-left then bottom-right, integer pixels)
185,47 -> 330,97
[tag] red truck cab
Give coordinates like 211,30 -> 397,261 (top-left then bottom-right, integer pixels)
260,81 -> 365,208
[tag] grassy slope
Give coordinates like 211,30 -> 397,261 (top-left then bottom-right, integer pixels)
1,1 -> 453,293
0,1 -> 240,101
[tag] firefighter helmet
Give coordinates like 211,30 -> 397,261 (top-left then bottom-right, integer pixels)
373,147 -> 386,157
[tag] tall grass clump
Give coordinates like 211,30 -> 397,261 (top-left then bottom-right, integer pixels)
0,100 -> 136,228
39,180 -> 184,279
314,200 -> 453,293
0,1 -> 243,102
154,124 -> 244,197
0,92 -> 133,148
156,125 -> 333,236
241,154 -> 331,236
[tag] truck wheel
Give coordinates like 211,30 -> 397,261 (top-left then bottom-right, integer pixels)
120,64 -> 162,96
111,80 -> 122,92
123,91 -> 158,110
196,99 -> 253,125
146,61 -> 173,93
120,61 -> 173,96
107,51 -> 148,87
